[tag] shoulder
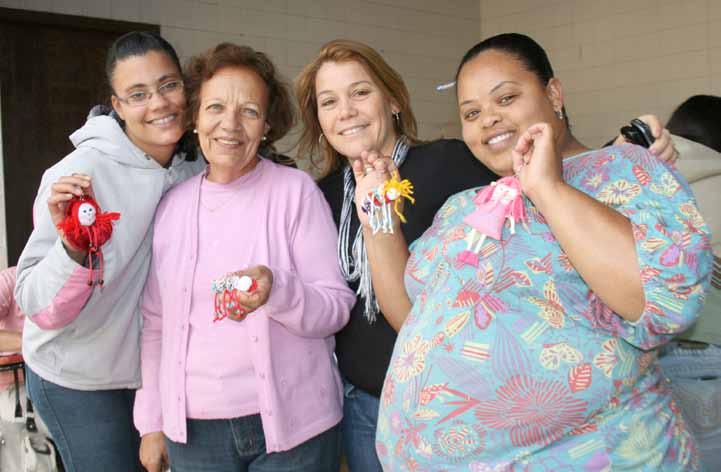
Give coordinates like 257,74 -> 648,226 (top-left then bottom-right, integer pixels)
407,138 -> 471,161
566,144 -> 694,207
317,167 -> 343,197
38,147 -> 103,188
158,172 -> 202,212
263,160 -> 322,199
402,139 -> 495,196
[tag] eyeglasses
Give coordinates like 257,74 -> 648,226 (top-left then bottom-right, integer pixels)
114,80 -> 184,107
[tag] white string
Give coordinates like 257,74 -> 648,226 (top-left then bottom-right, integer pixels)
337,136 -> 410,323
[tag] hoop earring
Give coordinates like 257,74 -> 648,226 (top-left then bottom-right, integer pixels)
318,133 -> 325,145
556,109 -> 564,120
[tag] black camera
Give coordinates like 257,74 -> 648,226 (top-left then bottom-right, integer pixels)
620,118 -> 655,148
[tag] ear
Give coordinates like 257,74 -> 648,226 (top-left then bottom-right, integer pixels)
390,101 -> 401,115
111,95 -> 126,122
546,78 -> 564,115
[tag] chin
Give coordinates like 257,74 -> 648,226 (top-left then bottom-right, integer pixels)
473,149 -> 514,177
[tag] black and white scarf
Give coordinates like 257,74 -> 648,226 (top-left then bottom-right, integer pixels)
337,136 -> 410,323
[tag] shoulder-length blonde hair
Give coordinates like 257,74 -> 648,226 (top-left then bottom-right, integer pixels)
295,39 -> 418,178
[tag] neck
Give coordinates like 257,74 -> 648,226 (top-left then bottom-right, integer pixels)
559,131 -> 589,159
206,157 -> 260,184
345,134 -> 401,168
127,134 -> 176,167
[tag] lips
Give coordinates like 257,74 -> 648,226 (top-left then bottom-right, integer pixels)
216,137 -> 241,144
147,114 -> 177,126
484,130 -> 515,145
339,124 -> 369,136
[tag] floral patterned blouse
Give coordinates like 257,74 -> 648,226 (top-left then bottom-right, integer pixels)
376,145 -> 712,471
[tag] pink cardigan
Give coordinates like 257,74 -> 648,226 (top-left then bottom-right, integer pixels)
133,159 -> 355,451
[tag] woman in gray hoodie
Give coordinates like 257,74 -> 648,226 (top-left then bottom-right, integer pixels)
14,32 -> 204,472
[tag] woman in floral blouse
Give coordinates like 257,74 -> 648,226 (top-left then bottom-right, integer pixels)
356,33 -> 713,470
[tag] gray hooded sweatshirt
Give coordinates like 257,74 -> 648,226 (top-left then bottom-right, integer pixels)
15,115 -> 205,390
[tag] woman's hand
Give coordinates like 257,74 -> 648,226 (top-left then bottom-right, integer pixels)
227,265 -> 273,319
351,150 -> 399,229
47,173 -> 94,261
614,114 -> 678,163
512,122 -> 565,204
139,432 -> 169,472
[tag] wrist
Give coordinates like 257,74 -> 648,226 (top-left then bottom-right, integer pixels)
62,241 -> 87,265
527,179 -> 569,211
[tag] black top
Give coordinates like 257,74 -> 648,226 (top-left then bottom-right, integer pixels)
318,139 -> 496,397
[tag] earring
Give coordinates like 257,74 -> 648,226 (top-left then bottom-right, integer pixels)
261,136 -> 267,142
556,109 -> 564,120
193,129 -> 198,134
393,112 -> 400,125
318,133 -> 325,145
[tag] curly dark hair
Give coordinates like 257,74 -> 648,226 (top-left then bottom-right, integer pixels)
184,43 -> 296,164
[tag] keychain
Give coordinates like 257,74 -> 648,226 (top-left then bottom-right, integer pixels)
457,176 -> 527,267
212,274 -> 258,322
361,173 -> 415,234
56,194 -> 120,286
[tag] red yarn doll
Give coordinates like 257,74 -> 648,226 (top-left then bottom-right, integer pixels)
56,195 -> 120,286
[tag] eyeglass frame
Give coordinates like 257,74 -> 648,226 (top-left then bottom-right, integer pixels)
113,79 -> 185,107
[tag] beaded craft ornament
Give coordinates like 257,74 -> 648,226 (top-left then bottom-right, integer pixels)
212,274 -> 258,322
56,195 -> 120,286
457,175 -> 527,267
361,173 -> 415,234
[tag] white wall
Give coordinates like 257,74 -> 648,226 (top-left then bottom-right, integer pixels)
480,0 -> 721,147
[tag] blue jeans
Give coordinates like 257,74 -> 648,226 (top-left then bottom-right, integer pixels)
25,366 -> 142,472
660,341 -> 721,471
165,413 -> 341,471
341,379 -> 383,472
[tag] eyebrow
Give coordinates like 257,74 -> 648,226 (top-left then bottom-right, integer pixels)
459,80 -> 521,107
123,74 -> 180,92
316,80 -> 373,96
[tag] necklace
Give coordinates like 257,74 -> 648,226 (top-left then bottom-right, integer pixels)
199,177 -> 243,213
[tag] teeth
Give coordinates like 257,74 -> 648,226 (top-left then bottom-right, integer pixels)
217,138 -> 241,145
340,126 -> 366,136
150,115 -> 176,125
488,132 -> 513,145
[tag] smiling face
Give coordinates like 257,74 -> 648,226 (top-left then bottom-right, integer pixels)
457,49 -> 564,176
315,60 -> 399,161
110,50 -> 186,165
195,66 -> 270,183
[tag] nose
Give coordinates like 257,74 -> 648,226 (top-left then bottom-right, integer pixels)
481,108 -> 501,128
221,110 -> 243,132
147,89 -> 171,109
338,98 -> 358,120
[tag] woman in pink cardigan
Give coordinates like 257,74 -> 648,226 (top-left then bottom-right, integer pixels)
133,43 -> 355,472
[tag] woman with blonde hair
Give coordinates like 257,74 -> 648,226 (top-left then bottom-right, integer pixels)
295,38 -> 677,471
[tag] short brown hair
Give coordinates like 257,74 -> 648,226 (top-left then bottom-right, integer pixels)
295,39 -> 418,178
185,43 -> 295,163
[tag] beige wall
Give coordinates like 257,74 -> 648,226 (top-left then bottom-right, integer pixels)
480,0 -> 721,147
0,0 -> 480,150
0,0 -> 479,265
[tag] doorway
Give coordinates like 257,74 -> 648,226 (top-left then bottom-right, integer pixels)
0,7 -> 158,265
